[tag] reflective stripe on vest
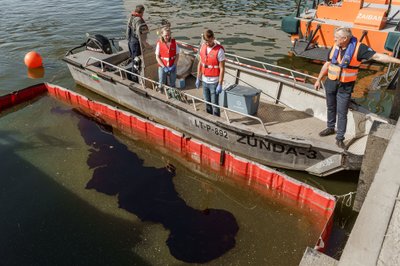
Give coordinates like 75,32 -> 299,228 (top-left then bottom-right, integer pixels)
200,44 -> 224,77
158,39 -> 177,67
201,64 -> 219,69
328,42 -> 361,83
160,56 -> 176,61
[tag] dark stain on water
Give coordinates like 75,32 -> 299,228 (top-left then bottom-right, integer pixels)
74,110 -> 239,263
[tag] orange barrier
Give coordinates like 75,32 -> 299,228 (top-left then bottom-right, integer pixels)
0,83 -> 337,252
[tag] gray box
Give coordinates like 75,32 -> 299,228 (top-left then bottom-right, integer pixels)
219,85 -> 229,108
224,84 -> 261,115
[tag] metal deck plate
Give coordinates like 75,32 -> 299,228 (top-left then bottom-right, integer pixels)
292,40 -> 330,61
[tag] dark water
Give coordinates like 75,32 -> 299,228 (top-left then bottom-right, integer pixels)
0,0 -> 363,264
0,97 -> 325,265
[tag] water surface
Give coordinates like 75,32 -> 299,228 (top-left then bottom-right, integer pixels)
0,96 -> 325,265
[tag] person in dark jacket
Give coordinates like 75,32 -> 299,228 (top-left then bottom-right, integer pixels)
126,4 -> 148,81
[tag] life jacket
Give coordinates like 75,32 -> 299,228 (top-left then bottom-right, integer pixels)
328,38 -> 362,83
157,39 -> 177,67
131,12 -> 142,17
200,44 -> 224,77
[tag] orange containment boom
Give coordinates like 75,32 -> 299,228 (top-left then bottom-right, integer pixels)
0,83 -> 337,252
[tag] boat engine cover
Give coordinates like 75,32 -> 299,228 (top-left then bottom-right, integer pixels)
86,34 -> 112,54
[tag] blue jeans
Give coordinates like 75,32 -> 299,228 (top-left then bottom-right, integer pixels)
325,79 -> 353,141
158,66 -> 177,87
202,82 -> 220,116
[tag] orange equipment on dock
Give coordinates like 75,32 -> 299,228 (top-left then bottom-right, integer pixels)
282,0 -> 400,61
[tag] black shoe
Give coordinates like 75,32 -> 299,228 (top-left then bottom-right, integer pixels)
319,128 -> 335,137
336,140 -> 346,149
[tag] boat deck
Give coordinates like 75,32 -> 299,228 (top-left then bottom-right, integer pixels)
178,76 -> 364,153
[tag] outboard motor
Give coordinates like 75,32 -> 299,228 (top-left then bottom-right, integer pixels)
132,56 -> 141,72
128,56 -> 142,82
86,34 -> 112,54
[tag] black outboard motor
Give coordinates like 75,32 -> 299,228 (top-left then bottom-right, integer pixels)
86,34 -> 112,54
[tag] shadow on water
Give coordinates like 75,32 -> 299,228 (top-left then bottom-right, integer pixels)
74,110 -> 239,263
0,130 -> 149,266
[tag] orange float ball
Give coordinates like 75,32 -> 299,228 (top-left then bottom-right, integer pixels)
24,51 -> 43,68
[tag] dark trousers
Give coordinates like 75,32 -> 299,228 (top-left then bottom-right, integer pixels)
128,37 -> 141,82
324,79 -> 354,141
128,37 -> 141,58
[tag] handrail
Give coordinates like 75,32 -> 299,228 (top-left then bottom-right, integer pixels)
177,41 -> 320,84
83,56 -> 269,134
178,41 -> 327,92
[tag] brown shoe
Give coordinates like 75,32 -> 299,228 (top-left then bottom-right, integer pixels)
319,128 -> 335,137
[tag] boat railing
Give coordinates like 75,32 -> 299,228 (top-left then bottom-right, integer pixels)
177,41 -> 322,88
84,56 -> 269,134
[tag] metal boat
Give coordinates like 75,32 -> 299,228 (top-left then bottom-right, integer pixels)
63,23 -> 391,176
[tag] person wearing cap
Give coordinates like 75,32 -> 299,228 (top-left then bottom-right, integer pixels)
155,27 -> 180,87
314,27 -> 400,149
196,29 -> 225,117
126,4 -> 148,80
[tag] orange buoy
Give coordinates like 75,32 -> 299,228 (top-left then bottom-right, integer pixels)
24,51 -> 43,68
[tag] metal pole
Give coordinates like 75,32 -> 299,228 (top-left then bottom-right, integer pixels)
296,0 -> 302,17
390,72 -> 400,120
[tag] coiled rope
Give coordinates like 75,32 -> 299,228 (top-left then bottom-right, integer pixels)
333,191 -> 357,212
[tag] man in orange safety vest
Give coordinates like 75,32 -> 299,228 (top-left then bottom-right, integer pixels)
196,29 -> 225,117
315,27 -> 400,149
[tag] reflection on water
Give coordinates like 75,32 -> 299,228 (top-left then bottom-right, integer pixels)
27,67 -> 45,79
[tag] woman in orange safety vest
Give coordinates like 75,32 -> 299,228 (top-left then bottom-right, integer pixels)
155,27 -> 180,87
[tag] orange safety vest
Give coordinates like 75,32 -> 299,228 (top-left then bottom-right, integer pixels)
158,39 -> 177,67
328,42 -> 362,83
200,44 -> 224,77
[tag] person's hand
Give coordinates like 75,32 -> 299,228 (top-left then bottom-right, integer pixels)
169,65 -> 176,72
314,79 -> 321,91
195,78 -> 200,89
216,84 -> 222,94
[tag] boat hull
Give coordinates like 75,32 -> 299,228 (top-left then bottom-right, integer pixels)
66,63 -> 361,174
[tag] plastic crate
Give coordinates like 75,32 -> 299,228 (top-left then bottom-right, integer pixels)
222,84 -> 261,115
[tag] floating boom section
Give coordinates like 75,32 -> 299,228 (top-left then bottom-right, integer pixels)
0,83 -> 336,252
